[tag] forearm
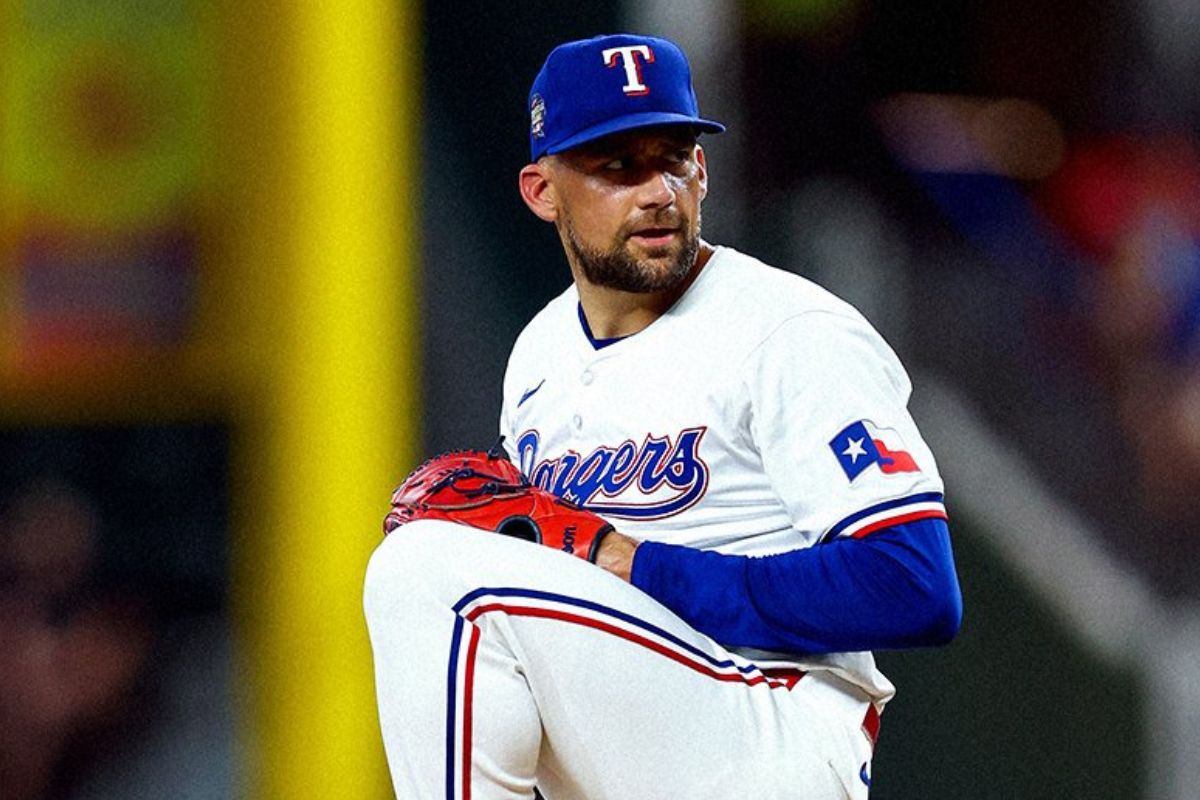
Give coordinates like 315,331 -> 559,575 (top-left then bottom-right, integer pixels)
621,518 -> 962,654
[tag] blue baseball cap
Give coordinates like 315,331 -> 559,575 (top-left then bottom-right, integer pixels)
528,34 -> 725,161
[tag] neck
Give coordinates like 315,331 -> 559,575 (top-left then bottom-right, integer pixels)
574,241 -> 714,339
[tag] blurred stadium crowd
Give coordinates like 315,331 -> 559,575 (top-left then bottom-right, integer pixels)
1,0 -> 1198,797
0,480 -> 151,798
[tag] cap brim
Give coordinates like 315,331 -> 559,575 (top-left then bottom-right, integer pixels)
545,111 -> 725,156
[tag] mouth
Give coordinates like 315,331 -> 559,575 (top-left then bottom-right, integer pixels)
628,227 -> 680,248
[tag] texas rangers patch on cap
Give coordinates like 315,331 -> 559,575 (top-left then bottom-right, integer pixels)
527,33 -> 725,161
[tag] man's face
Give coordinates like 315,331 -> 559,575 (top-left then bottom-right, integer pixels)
546,127 -> 707,293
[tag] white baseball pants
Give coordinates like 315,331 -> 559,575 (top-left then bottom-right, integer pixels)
364,520 -> 877,800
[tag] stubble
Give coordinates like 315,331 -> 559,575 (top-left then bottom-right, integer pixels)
559,209 -> 701,294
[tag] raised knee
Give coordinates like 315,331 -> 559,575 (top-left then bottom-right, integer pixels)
367,519 -> 452,585
363,520 -> 488,618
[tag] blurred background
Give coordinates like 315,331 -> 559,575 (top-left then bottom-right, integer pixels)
0,0 -> 1197,797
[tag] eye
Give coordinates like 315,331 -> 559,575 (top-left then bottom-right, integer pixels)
668,148 -> 691,163
603,158 -> 627,171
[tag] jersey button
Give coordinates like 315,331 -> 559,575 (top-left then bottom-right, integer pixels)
572,414 -> 583,430
581,370 -> 594,385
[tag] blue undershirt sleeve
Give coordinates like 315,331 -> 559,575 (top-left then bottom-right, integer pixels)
629,517 -> 962,654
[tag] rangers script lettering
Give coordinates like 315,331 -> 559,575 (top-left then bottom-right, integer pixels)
515,427 -> 709,519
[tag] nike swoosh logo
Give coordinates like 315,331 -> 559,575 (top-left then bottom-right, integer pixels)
518,379 -> 546,408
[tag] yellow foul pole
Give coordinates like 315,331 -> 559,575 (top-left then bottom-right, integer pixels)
228,1 -> 419,797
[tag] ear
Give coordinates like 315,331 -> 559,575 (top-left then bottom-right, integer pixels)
519,162 -> 558,222
695,145 -> 709,202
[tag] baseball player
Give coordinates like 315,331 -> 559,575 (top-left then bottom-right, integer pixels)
365,33 -> 962,800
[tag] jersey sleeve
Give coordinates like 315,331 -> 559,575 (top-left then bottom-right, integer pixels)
741,310 -> 946,543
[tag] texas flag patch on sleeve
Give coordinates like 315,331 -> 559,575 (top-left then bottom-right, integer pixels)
830,420 -> 920,482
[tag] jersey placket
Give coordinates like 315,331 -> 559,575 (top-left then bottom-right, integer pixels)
567,347 -> 620,446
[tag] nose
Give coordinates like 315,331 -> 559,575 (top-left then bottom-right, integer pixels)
636,169 -> 676,209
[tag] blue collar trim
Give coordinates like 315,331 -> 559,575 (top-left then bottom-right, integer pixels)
577,303 -> 628,350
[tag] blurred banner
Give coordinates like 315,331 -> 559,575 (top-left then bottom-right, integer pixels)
0,0 -> 210,383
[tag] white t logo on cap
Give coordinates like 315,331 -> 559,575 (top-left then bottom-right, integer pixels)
601,44 -> 655,96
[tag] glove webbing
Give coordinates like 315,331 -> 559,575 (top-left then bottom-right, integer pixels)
421,467 -> 530,511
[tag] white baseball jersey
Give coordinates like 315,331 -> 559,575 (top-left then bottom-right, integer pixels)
499,244 -> 947,699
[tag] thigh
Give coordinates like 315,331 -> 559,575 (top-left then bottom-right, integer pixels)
367,521 -> 851,800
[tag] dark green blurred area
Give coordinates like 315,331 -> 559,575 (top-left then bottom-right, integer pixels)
874,518 -> 1144,799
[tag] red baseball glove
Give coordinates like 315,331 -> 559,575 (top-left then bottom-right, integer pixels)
383,443 -> 615,562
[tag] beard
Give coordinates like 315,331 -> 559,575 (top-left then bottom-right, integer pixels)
560,209 -> 701,294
